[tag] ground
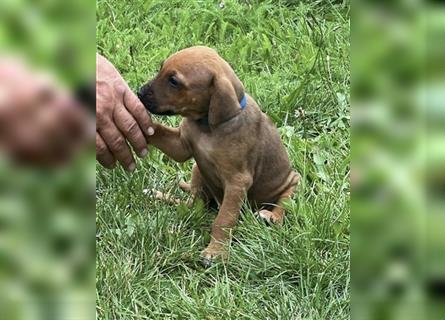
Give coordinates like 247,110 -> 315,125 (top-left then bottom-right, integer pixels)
96,0 -> 350,319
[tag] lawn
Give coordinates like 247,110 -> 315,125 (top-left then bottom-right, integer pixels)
96,0 -> 350,319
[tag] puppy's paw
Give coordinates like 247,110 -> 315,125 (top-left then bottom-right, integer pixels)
178,181 -> 191,192
149,189 -> 184,205
142,188 -> 161,198
201,255 -> 213,268
257,209 -> 283,225
200,243 -> 225,267
154,190 -> 165,200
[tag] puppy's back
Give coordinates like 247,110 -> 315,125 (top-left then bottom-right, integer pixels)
242,101 -> 297,204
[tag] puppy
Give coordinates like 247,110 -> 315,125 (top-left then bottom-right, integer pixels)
138,46 -> 299,265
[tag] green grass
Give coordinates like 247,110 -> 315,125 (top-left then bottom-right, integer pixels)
96,0 -> 350,319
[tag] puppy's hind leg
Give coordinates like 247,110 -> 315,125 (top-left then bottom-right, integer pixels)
258,173 -> 300,225
258,186 -> 294,225
153,190 -> 189,206
150,175 -> 193,206
186,164 -> 213,205
152,164 -> 211,207
179,181 -> 191,192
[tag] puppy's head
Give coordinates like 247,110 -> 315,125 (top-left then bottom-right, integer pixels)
138,46 -> 244,127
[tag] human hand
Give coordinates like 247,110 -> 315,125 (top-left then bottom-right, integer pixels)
96,54 -> 154,171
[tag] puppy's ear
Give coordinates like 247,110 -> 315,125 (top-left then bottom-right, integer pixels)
208,76 -> 242,128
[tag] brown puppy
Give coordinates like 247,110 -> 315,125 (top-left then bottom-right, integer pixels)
138,46 -> 299,264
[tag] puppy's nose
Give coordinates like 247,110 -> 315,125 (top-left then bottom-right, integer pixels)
138,85 -> 153,99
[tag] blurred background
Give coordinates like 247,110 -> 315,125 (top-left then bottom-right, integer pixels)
352,0 -> 445,319
0,0 -> 95,319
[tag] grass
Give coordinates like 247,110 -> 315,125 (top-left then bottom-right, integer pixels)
96,0 -> 350,319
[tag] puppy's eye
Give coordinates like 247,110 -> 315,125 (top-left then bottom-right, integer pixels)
168,76 -> 179,88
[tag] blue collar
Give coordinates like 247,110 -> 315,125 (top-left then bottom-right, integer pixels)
239,94 -> 247,110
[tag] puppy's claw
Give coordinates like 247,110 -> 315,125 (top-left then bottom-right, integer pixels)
179,181 -> 191,192
154,190 -> 164,200
257,209 -> 283,225
200,244 -> 225,267
258,209 -> 272,223
200,249 -> 217,268
142,188 -> 159,197
201,257 -> 213,268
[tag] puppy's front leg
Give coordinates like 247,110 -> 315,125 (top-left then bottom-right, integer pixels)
201,174 -> 252,265
148,123 -> 192,162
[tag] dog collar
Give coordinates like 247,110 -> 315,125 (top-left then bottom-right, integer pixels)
239,94 -> 247,110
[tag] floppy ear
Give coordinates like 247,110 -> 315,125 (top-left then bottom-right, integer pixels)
208,76 -> 242,128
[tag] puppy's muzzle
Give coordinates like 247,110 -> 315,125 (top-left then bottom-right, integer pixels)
137,84 -> 157,112
138,83 -> 176,116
